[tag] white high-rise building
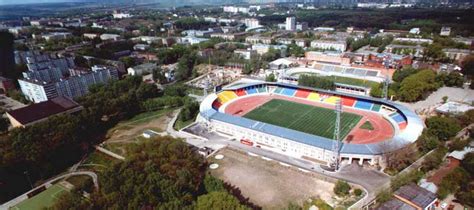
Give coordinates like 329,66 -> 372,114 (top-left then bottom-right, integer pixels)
244,18 -> 260,29
285,17 -> 296,31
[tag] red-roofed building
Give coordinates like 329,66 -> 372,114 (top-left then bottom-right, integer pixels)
6,97 -> 83,128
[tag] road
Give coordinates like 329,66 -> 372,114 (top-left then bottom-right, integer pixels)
1,171 -> 98,209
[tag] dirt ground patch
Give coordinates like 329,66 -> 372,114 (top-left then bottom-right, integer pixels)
105,109 -> 176,143
211,148 -> 336,209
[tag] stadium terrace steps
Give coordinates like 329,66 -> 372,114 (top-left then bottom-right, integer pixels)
235,89 -> 247,96
217,91 -> 238,104
257,86 -> 267,93
323,96 -> 341,105
341,96 -> 356,107
371,104 -> 382,112
354,100 -> 374,110
307,92 -> 320,102
281,88 -> 297,97
274,87 -> 284,94
389,112 -> 406,124
295,89 -> 311,98
212,100 -> 222,110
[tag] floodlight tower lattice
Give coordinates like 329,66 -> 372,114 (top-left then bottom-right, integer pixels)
331,99 -> 342,171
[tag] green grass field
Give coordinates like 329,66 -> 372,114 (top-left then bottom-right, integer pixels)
243,99 -> 362,139
13,183 -> 68,210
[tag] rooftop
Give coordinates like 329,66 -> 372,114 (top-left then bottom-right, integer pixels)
7,97 -> 82,125
394,183 -> 437,209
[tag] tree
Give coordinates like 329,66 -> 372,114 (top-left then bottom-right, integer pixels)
392,67 -> 419,83
461,152 -> 474,176
196,191 -> 249,210
398,69 -> 440,102
265,73 -> 277,82
0,32 -> 15,79
353,188 -> 363,196
92,137 -> 206,209
333,180 -> 351,197
175,53 -> 197,81
119,56 -> 137,69
0,117 -> 9,133
298,75 -> 336,90
426,116 -> 462,141
461,55 -> 474,78
416,131 -> 440,154
74,56 -> 89,68
203,173 -> 225,193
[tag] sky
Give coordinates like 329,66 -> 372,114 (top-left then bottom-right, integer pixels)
0,0 -> 79,5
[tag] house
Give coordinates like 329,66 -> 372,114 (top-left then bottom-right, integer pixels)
100,34 -> 121,41
310,40 -> 347,52
377,184 -> 437,210
246,35 -> 272,44
133,44 -> 150,51
6,97 -> 83,128
234,49 -> 257,60
127,63 -> 157,76
440,27 -> 451,36
443,48 -> 472,62
269,58 -> 298,70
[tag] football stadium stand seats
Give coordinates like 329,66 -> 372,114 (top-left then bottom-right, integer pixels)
212,100 -> 222,110
341,96 -> 356,107
235,89 -> 247,96
307,92 -> 320,102
257,86 -> 267,93
295,89 -> 311,98
281,88 -> 297,97
245,86 -> 258,94
324,96 -> 340,105
274,87 -> 284,94
217,91 -> 238,104
354,100 -> 374,110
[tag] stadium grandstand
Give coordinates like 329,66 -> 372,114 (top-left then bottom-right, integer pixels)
198,80 -> 423,167
279,66 -> 387,95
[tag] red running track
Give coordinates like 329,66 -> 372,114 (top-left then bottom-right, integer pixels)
224,94 -> 394,145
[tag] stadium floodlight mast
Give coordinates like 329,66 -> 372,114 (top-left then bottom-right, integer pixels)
331,99 -> 342,171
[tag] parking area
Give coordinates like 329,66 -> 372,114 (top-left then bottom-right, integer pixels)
210,148 -> 336,209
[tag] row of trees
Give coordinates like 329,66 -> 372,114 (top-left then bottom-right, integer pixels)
298,74 -> 336,90
370,68 -> 464,102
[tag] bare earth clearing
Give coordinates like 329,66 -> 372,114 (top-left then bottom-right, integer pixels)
211,148 -> 336,209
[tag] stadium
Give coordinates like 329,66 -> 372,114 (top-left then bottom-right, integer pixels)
197,81 -> 424,167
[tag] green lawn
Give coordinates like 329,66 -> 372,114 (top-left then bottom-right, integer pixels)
12,184 -> 68,210
291,72 -> 379,88
243,99 -> 362,139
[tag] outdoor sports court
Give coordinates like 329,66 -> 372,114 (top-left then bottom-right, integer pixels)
12,183 -> 69,210
243,99 -> 362,139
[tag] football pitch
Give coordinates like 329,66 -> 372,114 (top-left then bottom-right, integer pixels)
12,183 -> 68,210
243,99 -> 362,139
